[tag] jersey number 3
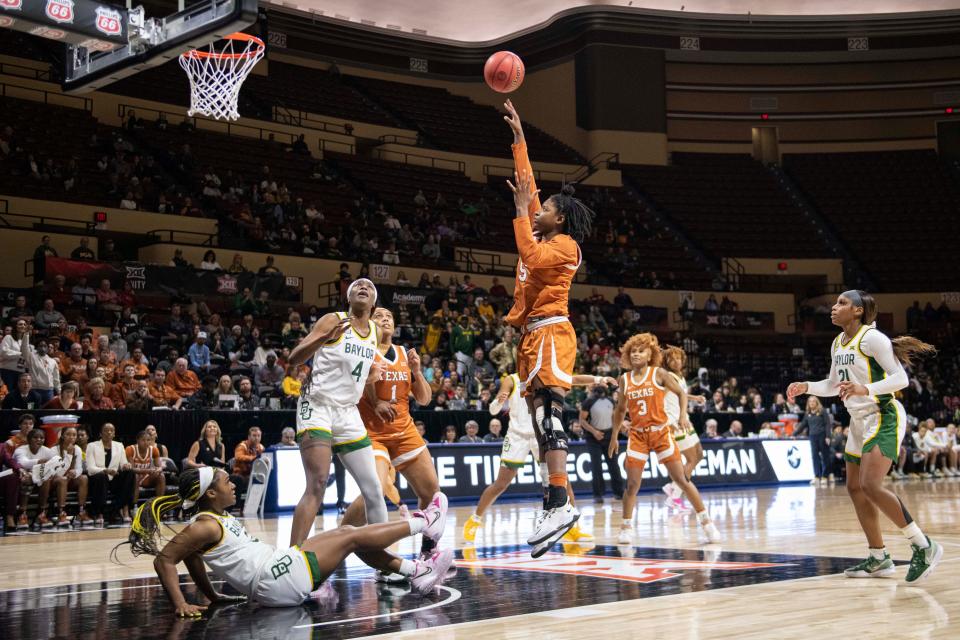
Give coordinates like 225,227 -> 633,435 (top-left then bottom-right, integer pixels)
838,370 -> 850,382
635,399 -> 648,415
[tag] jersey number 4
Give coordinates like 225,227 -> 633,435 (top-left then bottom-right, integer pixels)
351,362 -> 364,382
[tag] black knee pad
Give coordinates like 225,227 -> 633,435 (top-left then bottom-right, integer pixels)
534,388 -> 568,452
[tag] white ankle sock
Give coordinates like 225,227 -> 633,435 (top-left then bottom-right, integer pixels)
869,547 -> 887,560
398,559 -> 417,576
696,510 -> 710,524
901,522 -> 929,548
408,517 -> 426,535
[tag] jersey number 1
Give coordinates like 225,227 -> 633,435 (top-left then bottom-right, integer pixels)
351,362 -> 364,382
838,370 -> 850,382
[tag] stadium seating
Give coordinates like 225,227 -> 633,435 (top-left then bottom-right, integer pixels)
622,153 -> 835,260
784,150 -> 960,292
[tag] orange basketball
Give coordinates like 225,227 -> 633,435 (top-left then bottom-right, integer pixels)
484,51 -> 525,93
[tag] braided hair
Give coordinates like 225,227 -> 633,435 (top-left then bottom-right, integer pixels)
111,467 -> 216,562
547,184 -> 595,244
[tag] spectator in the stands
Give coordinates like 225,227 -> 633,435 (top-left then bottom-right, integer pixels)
188,332 -> 212,375
167,357 -> 201,397
32,235 -> 58,283
256,352 -> 284,395
119,191 -> 138,210
441,425 -> 457,443
124,379 -> 156,411
490,326 -> 516,375
614,286 -> 634,308
281,366 -> 306,407
236,377 -> 259,410
71,276 -> 97,310
488,276 -> 508,298
4,414 -> 34,454
227,253 -> 248,273
109,364 -> 138,408
458,420 -> 482,443
722,420 -> 745,438
281,313 -> 307,348
382,241 -> 400,265
120,346 -> 150,378
466,347 -> 496,398
234,287 -> 258,316
22,335 -> 60,406
43,381 -> 80,410
99,238 -> 123,262
96,279 -> 122,319
230,426 -> 264,508
70,237 -> 96,261
147,368 -> 182,409
769,392 -> 792,414
0,319 -> 28,391
414,189 -> 428,208
758,422 -> 779,439
2,373 -> 41,411
702,419 -> 720,440
48,275 -> 71,307
200,250 -> 222,271
708,389 -> 731,412
34,299 -> 65,331
170,248 -> 191,268
5,296 -> 33,324
421,234 -> 441,260
257,255 -> 280,276
84,378 -> 115,410
448,385 -> 468,410
484,418 -> 503,442
276,427 -> 297,448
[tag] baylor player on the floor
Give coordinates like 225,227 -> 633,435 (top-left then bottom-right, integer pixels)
788,290 -> 942,583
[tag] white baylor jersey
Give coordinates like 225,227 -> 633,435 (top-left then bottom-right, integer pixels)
664,371 -> 686,426
506,373 -> 534,438
304,312 -> 379,408
830,324 -> 899,417
195,511 -> 275,598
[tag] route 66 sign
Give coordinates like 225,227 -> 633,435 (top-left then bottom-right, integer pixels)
0,0 -> 23,12
45,0 -> 74,23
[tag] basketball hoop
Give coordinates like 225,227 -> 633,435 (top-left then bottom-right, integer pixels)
180,32 -> 264,121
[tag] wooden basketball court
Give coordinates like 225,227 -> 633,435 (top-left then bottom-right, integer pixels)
1,481 -> 957,639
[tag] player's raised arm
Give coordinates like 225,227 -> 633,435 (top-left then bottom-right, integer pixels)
406,347 -> 433,405
503,99 -> 541,223
288,313 -> 349,367
507,170 -> 579,268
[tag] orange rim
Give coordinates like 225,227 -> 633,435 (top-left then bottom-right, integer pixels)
181,32 -> 265,60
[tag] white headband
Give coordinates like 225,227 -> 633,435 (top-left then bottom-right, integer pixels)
183,466 -> 215,509
346,278 -> 377,305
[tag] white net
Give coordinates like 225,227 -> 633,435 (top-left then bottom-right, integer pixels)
180,33 -> 265,121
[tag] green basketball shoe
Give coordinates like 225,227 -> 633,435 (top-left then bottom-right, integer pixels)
905,537 -> 943,584
844,553 -> 896,578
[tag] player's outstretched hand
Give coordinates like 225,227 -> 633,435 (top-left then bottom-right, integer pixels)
175,603 -> 207,618
503,99 -> 524,142
506,170 -> 540,217
785,381 -> 807,402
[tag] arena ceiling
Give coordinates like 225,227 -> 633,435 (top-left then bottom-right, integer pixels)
260,0 -> 960,42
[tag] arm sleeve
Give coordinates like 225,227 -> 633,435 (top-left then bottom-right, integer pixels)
806,340 -> 841,397
513,219 -> 580,268
859,330 -> 909,396
511,140 -> 541,225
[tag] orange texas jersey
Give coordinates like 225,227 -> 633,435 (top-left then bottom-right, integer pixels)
358,345 -> 412,433
505,140 -> 581,328
623,367 -> 669,429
